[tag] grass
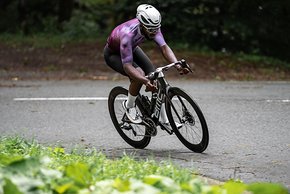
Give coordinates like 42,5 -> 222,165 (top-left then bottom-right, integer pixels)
0,136 -> 288,194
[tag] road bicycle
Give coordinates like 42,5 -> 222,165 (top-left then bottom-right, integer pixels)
108,59 -> 209,153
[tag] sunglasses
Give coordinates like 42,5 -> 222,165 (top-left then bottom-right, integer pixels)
142,25 -> 160,33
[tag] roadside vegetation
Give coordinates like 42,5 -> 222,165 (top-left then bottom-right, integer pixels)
0,137 -> 288,194
0,33 -> 289,81
1,33 -> 289,69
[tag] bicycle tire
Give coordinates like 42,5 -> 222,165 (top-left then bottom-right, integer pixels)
165,87 -> 209,153
108,86 -> 151,149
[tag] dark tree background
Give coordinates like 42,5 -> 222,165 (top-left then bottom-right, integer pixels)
0,0 -> 289,62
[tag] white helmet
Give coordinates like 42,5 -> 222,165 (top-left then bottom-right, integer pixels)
136,4 -> 161,29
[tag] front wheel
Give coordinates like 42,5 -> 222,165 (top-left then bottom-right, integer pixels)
108,86 -> 151,149
165,87 -> 209,153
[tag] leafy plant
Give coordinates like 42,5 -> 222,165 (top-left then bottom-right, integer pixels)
0,137 -> 288,194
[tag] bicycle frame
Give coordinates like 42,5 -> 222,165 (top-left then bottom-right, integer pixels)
137,60 -> 191,134
151,73 -> 168,120
136,73 -> 171,135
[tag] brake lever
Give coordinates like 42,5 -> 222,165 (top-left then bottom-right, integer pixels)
180,59 -> 193,73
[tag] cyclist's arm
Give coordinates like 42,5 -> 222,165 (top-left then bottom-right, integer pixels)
153,31 -> 175,63
153,30 -> 177,63
120,34 -> 149,85
155,31 -> 186,72
160,44 -> 178,63
160,44 -> 189,74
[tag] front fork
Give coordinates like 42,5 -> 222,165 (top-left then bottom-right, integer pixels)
165,89 -> 194,126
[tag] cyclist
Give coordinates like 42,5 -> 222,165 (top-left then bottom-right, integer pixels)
104,4 -> 189,125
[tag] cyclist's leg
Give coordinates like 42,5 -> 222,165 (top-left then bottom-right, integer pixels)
133,46 -> 155,75
103,46 -> 127,76
104,45 -> 143,123
124,46 -> 153,105
131,46 -> 155,102
104,45 -> 143,98
123,47 -> 153,122
104,45 -> 152,76
104,46 -> 144,96
130,46 -> 155,108
127,66 -> 144,96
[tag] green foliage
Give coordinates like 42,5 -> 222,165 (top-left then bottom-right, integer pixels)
0,0 -> 289,62
62,10 -> 100,39
248,182 -> 289,194
0,0 -> 58,34
0,1 -> 19,33
0,137 -> 288,194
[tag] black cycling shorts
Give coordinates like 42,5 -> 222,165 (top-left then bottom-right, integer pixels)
103,45 -> 155,77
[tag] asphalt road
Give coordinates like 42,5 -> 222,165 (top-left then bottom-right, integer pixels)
1,80 -> 289,188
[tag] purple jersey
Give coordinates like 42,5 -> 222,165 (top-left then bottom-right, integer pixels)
106,18 -> 166,64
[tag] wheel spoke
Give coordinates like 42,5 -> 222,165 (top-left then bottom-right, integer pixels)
174,98 -> 203,142
166,87 -> 208,152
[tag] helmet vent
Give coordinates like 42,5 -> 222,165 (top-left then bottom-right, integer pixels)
141,15 -> 150,25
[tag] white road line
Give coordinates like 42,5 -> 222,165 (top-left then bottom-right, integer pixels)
266,99 -> 290,103
14,97 -> 109,101
13,97 -> 129,101
13,97 -> 290,103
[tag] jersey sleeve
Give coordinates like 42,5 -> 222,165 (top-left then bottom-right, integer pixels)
120,33 -> 133,64
154,29 -> 166,47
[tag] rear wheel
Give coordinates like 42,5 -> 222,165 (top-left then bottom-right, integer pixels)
108,86 -> 151,149
165,87 -> 209,153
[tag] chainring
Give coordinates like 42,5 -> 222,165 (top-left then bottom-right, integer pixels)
143,117 -> 157,136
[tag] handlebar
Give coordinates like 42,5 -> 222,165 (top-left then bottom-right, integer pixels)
146,59 -> 193,80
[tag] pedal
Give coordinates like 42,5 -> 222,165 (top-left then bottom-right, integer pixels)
121,122 -> 133,130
